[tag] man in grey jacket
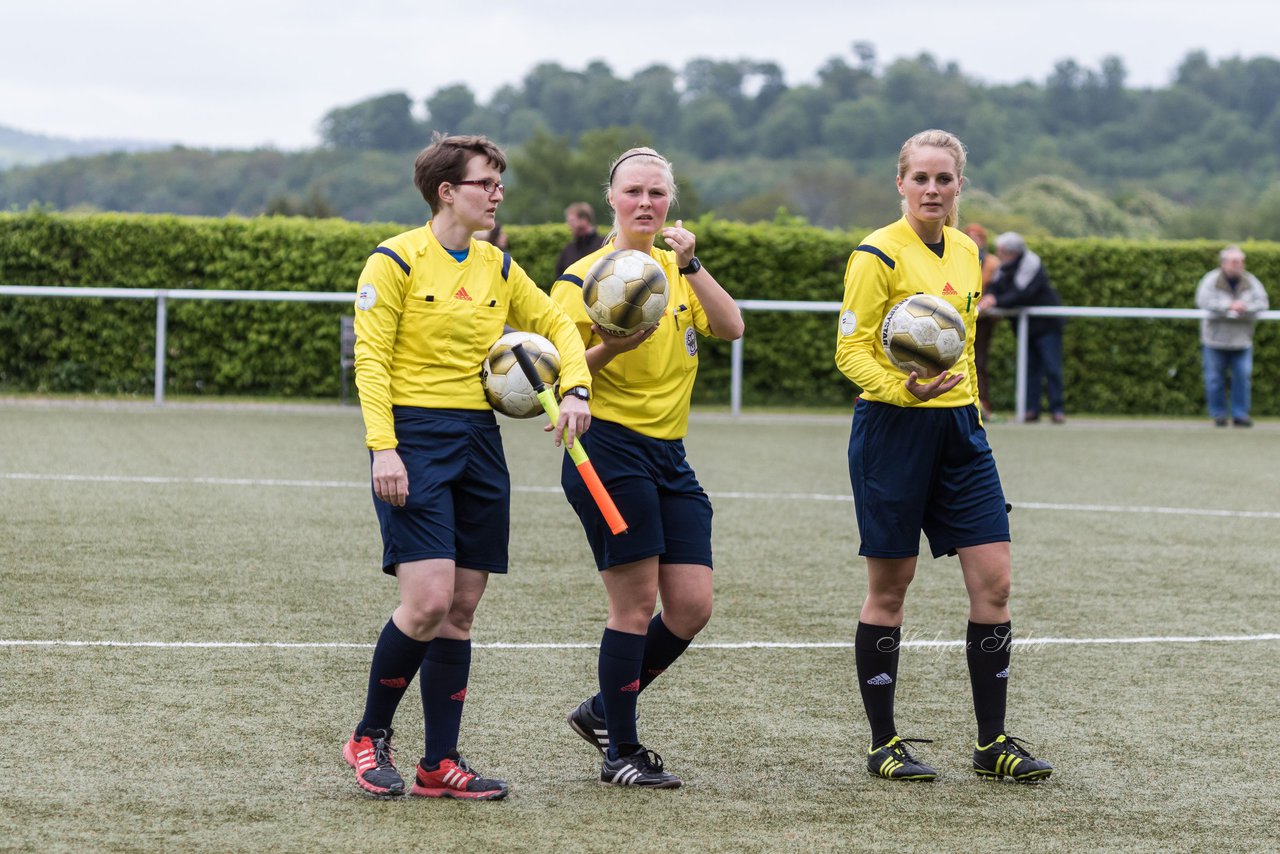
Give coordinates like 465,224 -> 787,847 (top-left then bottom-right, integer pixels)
1195,245 -> 1269,427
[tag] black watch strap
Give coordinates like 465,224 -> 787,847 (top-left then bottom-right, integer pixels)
679,256 -> 702,276
562,386 -> 590,401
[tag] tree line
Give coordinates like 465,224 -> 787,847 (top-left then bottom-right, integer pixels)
3,44 -> 1280,238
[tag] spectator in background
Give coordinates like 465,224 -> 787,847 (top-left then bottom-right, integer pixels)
475,220 -> 508,250
553,202 -> 605,279
963,223 -> 1002,419
978,232 -> 1065,423
1196,245 -> 1269,427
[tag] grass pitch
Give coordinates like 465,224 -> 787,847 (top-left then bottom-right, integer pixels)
1,402 -> 1277,852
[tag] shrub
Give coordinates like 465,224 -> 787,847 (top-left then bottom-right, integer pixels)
1,211 -> 1276,415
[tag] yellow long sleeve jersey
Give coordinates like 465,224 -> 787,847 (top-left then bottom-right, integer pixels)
353,225 -> 591,450
551,242 -> 712,440
835,218 -> 982,408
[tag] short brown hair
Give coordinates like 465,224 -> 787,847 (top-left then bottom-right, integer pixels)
413,133 -> 507,214
565,201 -> 595,224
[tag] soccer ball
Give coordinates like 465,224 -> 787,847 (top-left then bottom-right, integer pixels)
880,294 -> 966,378
582,249 -> 669,336
481,331 -> 560,419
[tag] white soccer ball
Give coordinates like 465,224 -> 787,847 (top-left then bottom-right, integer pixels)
481,331 -> 560,418
880,294 -> 966,378
582,249 -> 669,336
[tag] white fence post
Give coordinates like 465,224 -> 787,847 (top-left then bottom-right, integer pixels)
154,292 -> 167,405
1015,310 -> 1029,422
730,337 -> 743,416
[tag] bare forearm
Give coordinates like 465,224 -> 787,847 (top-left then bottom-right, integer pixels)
688,269 -> 744,340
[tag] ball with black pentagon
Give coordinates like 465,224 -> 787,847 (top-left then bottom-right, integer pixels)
880,294 -> 966,378
481,331 -> 560,418
582,249 -> 669,336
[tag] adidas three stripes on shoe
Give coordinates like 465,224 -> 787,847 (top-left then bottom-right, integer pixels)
972,734 -> 1053,782
866,736 -> 938,781
567,697 -> 610,757
343,727 -> 405,797
411,755 -> 509,800
600,747 -> 682,788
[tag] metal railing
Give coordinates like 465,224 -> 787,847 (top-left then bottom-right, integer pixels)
0,285 -> 351,404
951,305 -> 1276,422
732,301 -> 1280,420
3,286 -> 1277,417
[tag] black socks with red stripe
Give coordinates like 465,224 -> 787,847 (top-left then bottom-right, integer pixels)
598,627 -> 645,759
421,636 -> 472,765
358,618 -> 428,736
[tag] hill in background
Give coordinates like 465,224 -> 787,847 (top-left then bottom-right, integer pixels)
4,45 -> 1280,240
0,124 -> 171,169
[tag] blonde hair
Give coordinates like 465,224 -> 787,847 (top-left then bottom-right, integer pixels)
897,129 -> 967,228
604,147 -> 678,239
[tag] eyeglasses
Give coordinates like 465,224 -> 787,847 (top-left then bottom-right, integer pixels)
454,179 -> 505,195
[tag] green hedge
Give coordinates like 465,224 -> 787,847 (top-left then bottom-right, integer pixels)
1,210 -> 1276,414
0,212 -> 390,396
1021,238 -> 1278,416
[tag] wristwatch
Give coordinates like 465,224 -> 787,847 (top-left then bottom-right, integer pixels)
562,386 -> 590,402
679,256 -> 702,276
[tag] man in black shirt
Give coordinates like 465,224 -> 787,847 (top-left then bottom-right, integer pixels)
553,202 -> 606,280
978,231 -> 1066,423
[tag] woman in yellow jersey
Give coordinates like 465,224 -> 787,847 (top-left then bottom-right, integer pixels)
836,130 -> 1053,784
343,134 -> 592,801
551,147 -> 743,788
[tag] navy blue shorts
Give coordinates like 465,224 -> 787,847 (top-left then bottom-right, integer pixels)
372,407 -> 510,575
848,399 -> 1009,559
561,419 -> 714,571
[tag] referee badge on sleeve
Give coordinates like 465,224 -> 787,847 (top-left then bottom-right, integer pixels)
356,284 -> 377,311
685,327 -> 698,356
839,310 -> 857,336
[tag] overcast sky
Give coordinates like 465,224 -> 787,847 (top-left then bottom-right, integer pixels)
4,0 -> 1277,149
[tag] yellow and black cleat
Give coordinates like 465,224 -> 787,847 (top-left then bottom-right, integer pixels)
867,736 -> 938,781
973,734 -> 1053,782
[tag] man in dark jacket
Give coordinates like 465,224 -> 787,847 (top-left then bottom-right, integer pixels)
978,232 -> 1066,423
553,202 -> 606,280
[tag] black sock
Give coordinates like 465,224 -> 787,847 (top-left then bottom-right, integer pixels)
966,620 -> 1012,745
590,613 -> 690,719
855,622 -> 901,749
420,637 -> 472,766
640,613 -> 693,691
357,619 -> 429,735
598,627 -> 645,759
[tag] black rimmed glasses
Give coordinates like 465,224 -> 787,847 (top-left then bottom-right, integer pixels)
455,179 -> 505,195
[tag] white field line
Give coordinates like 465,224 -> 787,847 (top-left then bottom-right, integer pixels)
1,634 -> 1277,651
3,472 -> 1279,520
